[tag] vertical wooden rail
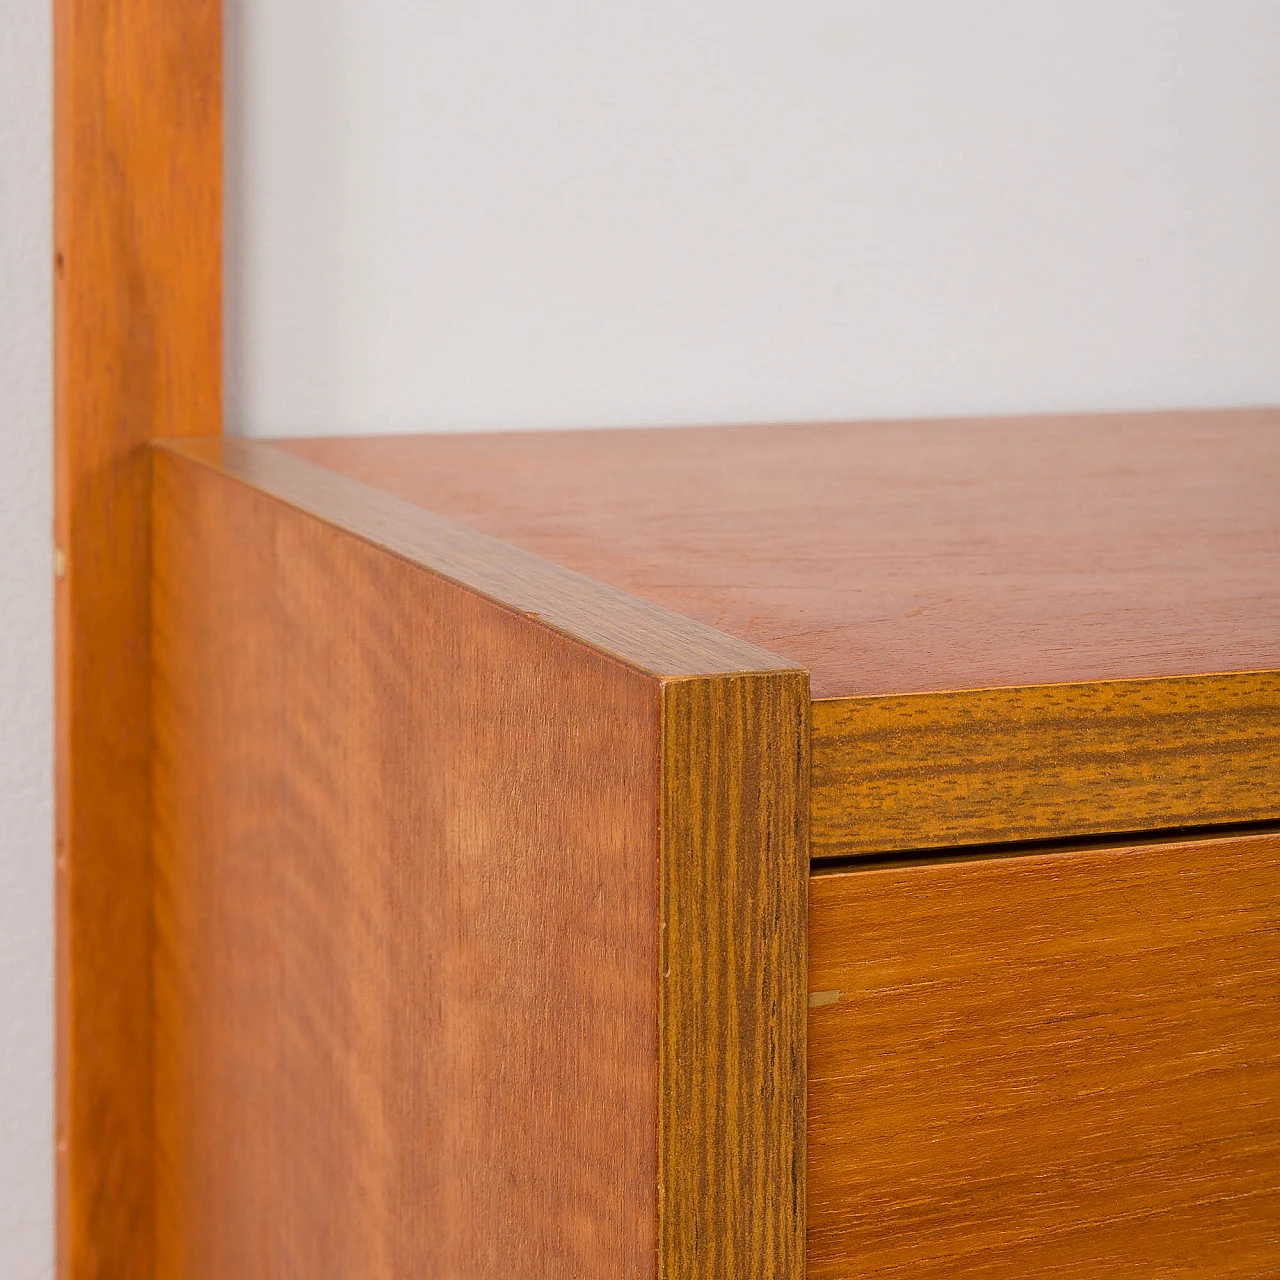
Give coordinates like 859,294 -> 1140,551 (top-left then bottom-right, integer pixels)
54,0 -> 221,1275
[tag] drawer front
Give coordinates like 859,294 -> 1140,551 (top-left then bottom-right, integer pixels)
808,833 -> 1280,1278
810,674 -> 1280,859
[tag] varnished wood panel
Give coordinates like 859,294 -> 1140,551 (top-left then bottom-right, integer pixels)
152,446 -> 808,1280
808,833 -> 1280,1278
811,672 -> 1280,857
279,409 -> 1280,699
152,451 -> 661,1277
660,675 -> 808,1280
53,1 -> 220,1275
165,437 -> 795,679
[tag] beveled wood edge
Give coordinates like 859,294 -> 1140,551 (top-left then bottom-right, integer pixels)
812,670 -> 1280,858
158,438 -> 801,682
659,673 -> 809,1280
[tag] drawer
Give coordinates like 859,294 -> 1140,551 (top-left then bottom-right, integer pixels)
808,832 -> 1280,1278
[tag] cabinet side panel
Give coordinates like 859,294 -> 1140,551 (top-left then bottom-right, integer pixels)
153,453 -> 659,1278
808,834 -> 1280,1278
660,674 -> 810,1280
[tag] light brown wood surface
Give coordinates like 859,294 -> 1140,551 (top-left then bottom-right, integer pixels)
279,409 -> 1280,700
808,832 -> 1280,1278
282,416 -> 1280,852
53,2 -> 220,1276
167,437 -> 796,679
812,672 -> 1280,856
152,442 -> 808,1280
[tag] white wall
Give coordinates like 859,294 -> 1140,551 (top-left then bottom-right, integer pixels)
228,0 -> 1280,438
0,0 -> 53,1275
4,2 -> 1280,1274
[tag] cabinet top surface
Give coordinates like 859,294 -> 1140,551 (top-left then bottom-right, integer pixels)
277,408 -> 1280,699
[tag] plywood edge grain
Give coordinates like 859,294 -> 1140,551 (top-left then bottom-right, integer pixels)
156,437 -> 799,681
812,671 -> 1280,858
659,673 -> 809,1280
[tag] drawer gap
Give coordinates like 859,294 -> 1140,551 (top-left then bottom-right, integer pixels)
810,815 -> 1280,875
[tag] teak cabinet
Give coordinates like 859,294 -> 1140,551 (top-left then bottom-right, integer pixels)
49,6 -> 1279,1271
136,412 -> 1279,1277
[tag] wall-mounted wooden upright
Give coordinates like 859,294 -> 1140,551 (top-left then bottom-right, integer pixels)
54,1 -> 220,1276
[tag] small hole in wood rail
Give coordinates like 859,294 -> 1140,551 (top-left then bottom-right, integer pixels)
55,252 -> 65,277
809,990 -> 841,1008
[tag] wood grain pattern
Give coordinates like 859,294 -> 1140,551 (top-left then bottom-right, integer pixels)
165,437 -> 796,679
278,409 -> 1280,699
53,1 -> 220,1275
153,449 -> 662,1278
811,672 -> 1280,857
808,833 -> 1280,1278
152,445 -> 808,1280
660,675 -> 809,1280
